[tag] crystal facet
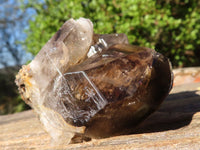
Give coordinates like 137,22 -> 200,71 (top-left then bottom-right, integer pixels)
15,18 -> 173,144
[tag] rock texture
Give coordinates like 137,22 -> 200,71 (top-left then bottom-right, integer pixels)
1,69 -> 200,149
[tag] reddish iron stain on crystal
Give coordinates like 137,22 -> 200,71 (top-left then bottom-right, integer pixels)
15,18 -> 173,144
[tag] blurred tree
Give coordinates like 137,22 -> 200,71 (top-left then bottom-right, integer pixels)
22,0 -> 200,67
0,0 -> 34,114
0,0 -> 33,68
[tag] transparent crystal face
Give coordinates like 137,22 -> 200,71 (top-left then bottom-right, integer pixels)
52,71 -> 107,126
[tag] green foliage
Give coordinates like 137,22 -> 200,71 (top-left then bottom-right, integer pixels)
22,0 -> 200,67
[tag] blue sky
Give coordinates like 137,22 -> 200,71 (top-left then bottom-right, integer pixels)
0,0 -> 36,68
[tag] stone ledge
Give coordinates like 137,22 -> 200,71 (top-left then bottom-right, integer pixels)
1,68 -> 200,149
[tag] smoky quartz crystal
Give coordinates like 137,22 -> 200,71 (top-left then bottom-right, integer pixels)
15,18 -> 173,144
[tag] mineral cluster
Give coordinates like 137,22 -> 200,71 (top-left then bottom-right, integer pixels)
15,18 -> 173,144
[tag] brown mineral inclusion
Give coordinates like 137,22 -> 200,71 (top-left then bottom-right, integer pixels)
15,18 -> 173,144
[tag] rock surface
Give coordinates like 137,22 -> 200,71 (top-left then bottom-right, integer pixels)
1,71 -> 200,149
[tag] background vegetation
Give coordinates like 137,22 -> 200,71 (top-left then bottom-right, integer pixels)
23,0 -> 200,67
0,67 -> 30,114
0,0 -> 32,115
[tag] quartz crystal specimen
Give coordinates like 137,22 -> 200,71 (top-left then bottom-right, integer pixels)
15,18 -> 173,144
